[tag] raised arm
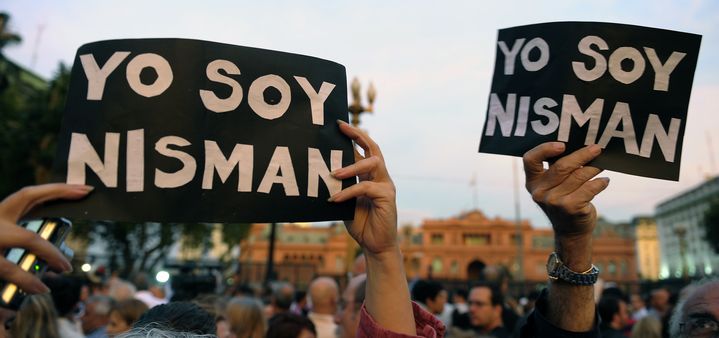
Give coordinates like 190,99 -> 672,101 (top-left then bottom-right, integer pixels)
523,142 -> 609,332
329,120 -> 416,336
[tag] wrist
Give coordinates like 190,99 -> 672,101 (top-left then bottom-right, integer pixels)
555,234 -> 592,272
364,246 -> 403,268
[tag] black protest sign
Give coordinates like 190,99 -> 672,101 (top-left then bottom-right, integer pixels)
36,39 -> 356,223
478,22 -> 701,181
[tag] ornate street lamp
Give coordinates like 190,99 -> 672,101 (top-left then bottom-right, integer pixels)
348,77 -> 376,127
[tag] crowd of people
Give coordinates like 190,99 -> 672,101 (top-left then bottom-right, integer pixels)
0,121 -> 717,338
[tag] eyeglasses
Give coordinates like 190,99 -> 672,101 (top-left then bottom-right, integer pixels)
468,300 -> 491,308
680,317 -> 719,337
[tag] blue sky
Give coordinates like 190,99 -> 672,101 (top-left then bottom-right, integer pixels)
4,0 -> 719,227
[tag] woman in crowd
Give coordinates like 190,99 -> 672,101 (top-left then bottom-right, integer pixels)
10,293 -> 60,338
107,298 -> 149,337
225,296 -> 265,338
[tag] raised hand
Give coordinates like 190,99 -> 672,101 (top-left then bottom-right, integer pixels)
0,184 -> 92,293
328,120 -> 398,256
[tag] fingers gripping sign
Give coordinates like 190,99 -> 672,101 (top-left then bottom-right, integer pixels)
328,120 -> 398,256
523,142 -> 610,238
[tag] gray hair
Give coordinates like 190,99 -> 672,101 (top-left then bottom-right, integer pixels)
668,276 -> 719,338
116,327 -> 217,338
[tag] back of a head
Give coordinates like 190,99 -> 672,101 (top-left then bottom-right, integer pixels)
134,301 -> 216,335
598,295 -> 622,325
411,280 -> 444,303
116,327 -> 217,338
132,273 -> 151,291
87,295 -> 115,317
308,277 -> 339,313
109,279 -> 138,302
273,282 -> 295,311
10,293 -> 60,338
267,312 -> 317,338
632,316 -> 662,338
43,275 -> 82,317
225,296 -> 265,338
113,298 -> 150,327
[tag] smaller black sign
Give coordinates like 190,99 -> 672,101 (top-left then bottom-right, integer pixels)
479,22 -> 702,181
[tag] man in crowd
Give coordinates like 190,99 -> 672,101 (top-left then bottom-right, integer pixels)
597,295 -> 630,338
335,274 -> 366,338
410,280 -> 447,318
82,295 -> 114,338
308,277 -> 340,338
468,283 -> 509,338
668,278 -> 719,338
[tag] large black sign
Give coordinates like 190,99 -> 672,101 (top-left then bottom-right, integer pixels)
479,22 -> 702,181
36,39 -> 356,223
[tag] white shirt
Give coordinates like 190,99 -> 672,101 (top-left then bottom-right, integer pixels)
57,318 -> 84,338
308,312 -> 338,338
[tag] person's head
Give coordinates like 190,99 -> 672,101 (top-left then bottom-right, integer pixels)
334,274 -> 366,338
272,282 -> 295,314
10,293 -> 60,338
598,295 -> 629,330
452,288 -> 468,305
82,295 -> 115,334
650,288 -> 671,313
632,316 -> 662,338
133,302 -> 216,335
131,273 -> 151,292
468,283 -> 503,332
225,297 -> 265,338
266,312 -> 316,338
669,278 -> 719,338
308,276 -> 339,315
631,293 -> 647,313
108,279 -> 137,302
107,298 -> 149,337
43,275 -> 82,318
410,280 -> 446,314
116,327 -> 216,338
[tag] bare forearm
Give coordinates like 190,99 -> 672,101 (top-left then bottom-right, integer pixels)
365,247 -> 416,336
547,235 -> 596,331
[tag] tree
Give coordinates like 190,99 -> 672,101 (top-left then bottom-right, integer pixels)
702,198 -> 719,254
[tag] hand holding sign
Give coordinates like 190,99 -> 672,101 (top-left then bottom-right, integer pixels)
329,121 -> 398,256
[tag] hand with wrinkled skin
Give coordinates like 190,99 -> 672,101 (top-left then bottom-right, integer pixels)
329,120 -> 398,256
330,120 -> 416,336
0,184 -> 93,294
523,142 -> 609,241
523,142 -> 609,333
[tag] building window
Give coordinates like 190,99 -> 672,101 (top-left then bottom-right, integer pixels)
608,261 -> 617,275
532,236 -> 554,249
432,257 -> 443,273
431,233 -> 444,245
511,235 -> 523,246
620,260 -> 628,276
464,234 -> 490,245
450,260 -> 459,276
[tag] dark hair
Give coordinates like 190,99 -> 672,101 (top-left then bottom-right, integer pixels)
601,287 -> 628,303
453,288 -> 468,301
598,295 -> 623,325
133,302 -> 215,335
411,280 -> 444,303
266,312 -> 316,338
470,282 -> 503,306
272,283 -> 294,311
42,275 -> 81,316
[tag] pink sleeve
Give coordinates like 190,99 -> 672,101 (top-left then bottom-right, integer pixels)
357,301 -> 446,338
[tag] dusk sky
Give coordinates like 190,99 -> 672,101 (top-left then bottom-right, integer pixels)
4,1 -> 719,228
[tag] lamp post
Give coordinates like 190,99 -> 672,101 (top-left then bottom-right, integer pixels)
674,226 -> 689,280
348,77 -> 376,127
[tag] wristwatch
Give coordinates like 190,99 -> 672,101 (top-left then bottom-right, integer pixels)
546,252 -> 599,285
